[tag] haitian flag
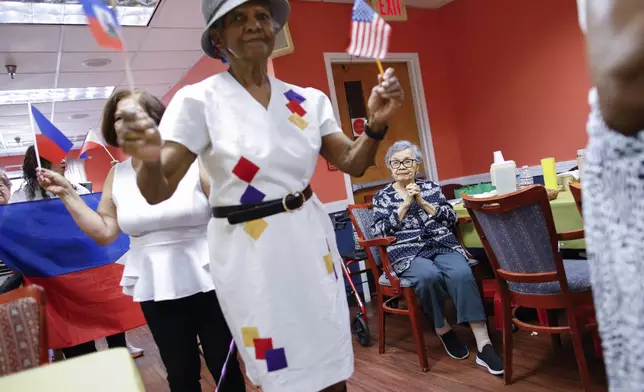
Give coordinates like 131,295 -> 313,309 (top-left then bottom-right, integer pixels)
30,105 -> 74,164
0,194 -> 144,349
79,0 -> 124,51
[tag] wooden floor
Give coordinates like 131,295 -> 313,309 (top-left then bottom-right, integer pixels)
112,301 -> 608,392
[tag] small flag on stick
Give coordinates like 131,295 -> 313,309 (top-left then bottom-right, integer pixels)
78,129 -> 114,161
30,105 -> 74,164
79,0 -> 124,51
347,0 -> 392,74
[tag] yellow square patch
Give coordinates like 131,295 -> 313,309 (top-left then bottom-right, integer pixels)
288,113 -> 309,130
323,253 -> 334,274
244,219 -> 268,240
241,327 -> 260,347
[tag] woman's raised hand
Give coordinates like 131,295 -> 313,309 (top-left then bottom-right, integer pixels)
117,108 -> 162,162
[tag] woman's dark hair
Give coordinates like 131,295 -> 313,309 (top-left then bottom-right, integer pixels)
101,89 -> 166,147
22,145 -> 52,200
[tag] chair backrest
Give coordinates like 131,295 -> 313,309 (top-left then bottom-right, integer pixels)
463,186 -> 570,292
569,181 -> 582,215
347,204 -> 384,276
0,285 -> 47,375
441,183 -> 464,200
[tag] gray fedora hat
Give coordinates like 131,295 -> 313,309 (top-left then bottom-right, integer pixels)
200,0 -> 291,60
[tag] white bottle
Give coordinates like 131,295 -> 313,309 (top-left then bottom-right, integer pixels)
491,160 -> 517,195
519,166 -> 534,187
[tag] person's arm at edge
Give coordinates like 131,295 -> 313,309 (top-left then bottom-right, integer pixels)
586,0 -> 644,134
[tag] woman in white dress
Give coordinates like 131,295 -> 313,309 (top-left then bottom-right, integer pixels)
37,90 -> 245,392
117,0 -> 403,390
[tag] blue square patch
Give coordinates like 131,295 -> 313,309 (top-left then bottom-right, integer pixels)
265,347 -> 288,372
240,185 -> 266,204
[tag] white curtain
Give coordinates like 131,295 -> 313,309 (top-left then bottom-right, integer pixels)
65,159 -> 88,184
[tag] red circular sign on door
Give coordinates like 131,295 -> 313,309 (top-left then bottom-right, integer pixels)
352,118 -> 366,137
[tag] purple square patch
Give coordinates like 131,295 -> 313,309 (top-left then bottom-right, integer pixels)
284,89 -> 305,104
240,185 -> 266,204
265,348 -> 288,372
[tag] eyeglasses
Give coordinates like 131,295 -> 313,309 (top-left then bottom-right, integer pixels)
389,159 -> 416,169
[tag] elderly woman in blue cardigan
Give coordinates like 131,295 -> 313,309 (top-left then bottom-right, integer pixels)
371,140 -> 503,376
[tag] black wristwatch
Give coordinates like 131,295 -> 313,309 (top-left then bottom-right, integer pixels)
364,123 -> 389,140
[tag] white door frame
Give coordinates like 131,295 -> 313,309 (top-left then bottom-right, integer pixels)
323,52 -> 439,212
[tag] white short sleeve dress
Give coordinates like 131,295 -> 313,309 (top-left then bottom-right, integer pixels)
159,72 -> 353,392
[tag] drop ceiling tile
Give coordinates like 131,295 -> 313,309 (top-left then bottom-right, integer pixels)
1,52 -> 58,74
0,103 -> 51,117
57,72 -> 125,88
62,25 -> 149,53
130,69 -> 185,85
139,28 -> 203,52
0,73 -> 56,90
54,99 -> 108,114
59,52 -> 136,73
130,50 -> 202,71
150,0 -> 204,29
0,25 -> 61,52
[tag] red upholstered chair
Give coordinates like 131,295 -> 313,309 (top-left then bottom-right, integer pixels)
0,285 -> 48,376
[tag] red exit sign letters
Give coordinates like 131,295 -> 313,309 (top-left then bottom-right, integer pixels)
372,0 -> 407,21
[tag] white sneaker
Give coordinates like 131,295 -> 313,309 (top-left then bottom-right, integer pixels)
127,342 -> 144,359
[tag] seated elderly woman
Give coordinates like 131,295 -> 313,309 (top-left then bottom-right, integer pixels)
371,140 -> 503,376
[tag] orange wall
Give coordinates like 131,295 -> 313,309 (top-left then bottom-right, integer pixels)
440,0 -> 590,175
272,2 -> 463,202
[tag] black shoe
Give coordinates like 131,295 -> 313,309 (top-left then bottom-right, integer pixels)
438,330 -> 469,360
476,344 -> 504,375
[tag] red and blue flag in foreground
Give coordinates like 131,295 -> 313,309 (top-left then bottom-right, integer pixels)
0,194 -> 144,348
30,105 -> 73,163
79,0 -> 124,51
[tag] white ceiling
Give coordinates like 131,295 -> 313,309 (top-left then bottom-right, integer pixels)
0,0 -> 205,156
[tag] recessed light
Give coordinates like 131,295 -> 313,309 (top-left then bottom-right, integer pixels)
0,87 -> 115,106
82,58 -> 112,68
70,113 -> 89,120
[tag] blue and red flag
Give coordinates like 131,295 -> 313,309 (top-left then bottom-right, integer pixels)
0,194 -> 145,349
30,105 -> 74,164
79,0 -> 124,51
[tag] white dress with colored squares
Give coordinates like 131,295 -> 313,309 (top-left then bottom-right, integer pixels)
159,72 -> 354,392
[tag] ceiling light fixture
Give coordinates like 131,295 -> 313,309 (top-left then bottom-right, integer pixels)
0,86 -> 115,106
82,58 -> 112,68
0,0 -> 159,27
70,113 -> 90,120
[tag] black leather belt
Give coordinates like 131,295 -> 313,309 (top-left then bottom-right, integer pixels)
212,185 -> 313,224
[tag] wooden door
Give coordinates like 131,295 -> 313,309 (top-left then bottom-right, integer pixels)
331,61 -> 424,203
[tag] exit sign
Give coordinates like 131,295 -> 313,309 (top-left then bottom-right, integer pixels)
372,0 -> 407,21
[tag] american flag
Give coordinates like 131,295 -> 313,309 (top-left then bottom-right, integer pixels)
347,0 -> 392,60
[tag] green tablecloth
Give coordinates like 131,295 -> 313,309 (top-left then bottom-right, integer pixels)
453,190 -> 586,249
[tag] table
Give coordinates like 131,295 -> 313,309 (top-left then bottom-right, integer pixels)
453,190 -> 586,250
0,348 -> 145,392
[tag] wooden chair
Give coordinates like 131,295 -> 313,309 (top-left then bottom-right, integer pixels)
347,203 -> 485,372
441,183 -> 464,200
463,186 -> 595,391
0,285 -> 48,375
569,182 -> 582,214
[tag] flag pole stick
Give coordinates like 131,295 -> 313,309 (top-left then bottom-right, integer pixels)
376,58 -> 385,75
27,102 -> 42,169
101,144 -> 116,162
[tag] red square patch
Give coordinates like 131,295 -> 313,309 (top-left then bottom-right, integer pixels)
253,337 -> 273,360
232,157 -> 260,183
286,100 -> 307,117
